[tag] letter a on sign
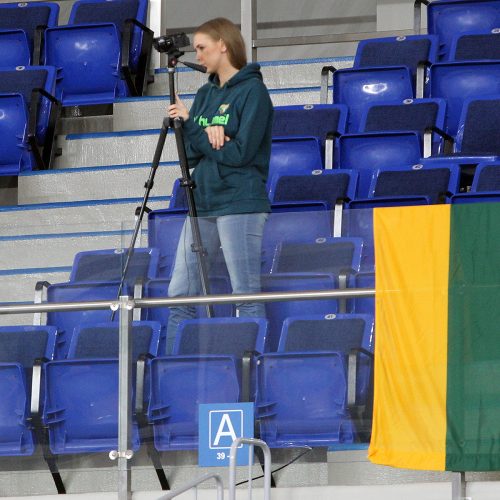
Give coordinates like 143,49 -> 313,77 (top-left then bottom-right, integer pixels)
199,403 -> 254,467
213,413 -> 237,446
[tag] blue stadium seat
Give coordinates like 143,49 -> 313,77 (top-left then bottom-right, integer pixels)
269,137 -> 323,183
261,274 -> 341,352
69,247 -> 160,284
338,131 -> 422,198
452,163 -> 500,203
46,281 -> 128,358
148,318 -> 267,451
42,321 -> 160,455
0,94 -> 29,176
44,0 -> 153,106
262,202 -> 332,273
354,34 -> 439,91
0,30 -> 31,68
429,61 -> 500,137
351,163 -> 461,207
427,0 -> 500,60
143,276 -> 234,355
270,237 -> 363,277
0,2 -> 59,65
272,104 -> 348,168
333,66 -> 414,132
268,169 -> 358,208
256,314 -> 374,447
0,66 -> 59,172
0,326 -> 56,456
450,29 -> 500,61
147,209 -> 187,278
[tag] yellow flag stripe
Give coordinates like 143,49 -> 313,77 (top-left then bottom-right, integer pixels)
368,205 -> 450,471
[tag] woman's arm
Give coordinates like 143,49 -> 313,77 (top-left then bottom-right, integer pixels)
183,84 -> 273,167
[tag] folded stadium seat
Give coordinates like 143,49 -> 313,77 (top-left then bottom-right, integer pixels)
0,30 -> 31,68
69,247 -> 160,284
350,163 -> 461,208
0,66 -> 60,173
354,34 -> 439,96
272,104 -> 348,168
44,281 -> 131,358
44,0 -> 153,106
331,67 -> 414,133
452,162 -> 500,204
426,0 -> 500,60
261,274 -> 342,352
256,313 -> 374,447
268,137 -> 323,186
148,318 -> 267,451
262,202 -> 332,273
0,2 -> 59,66
337,98 -> 447,196
42,321 -> 160,454
0,326 -> 57,456
143,276 -> 234,355
450,28 -> 500,61
429,61 -> 500,138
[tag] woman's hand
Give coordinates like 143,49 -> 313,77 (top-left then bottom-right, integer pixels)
167,93 -> 189,121
205,126 -> 231,150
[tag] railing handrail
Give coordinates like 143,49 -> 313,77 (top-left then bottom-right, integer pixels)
0,288 -> 375,316
156,473 -> 224,500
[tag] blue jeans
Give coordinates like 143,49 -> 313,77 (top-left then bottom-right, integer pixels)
166,212 -> 268,353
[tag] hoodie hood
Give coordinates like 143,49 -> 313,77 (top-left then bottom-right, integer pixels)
208,63 -> 263,88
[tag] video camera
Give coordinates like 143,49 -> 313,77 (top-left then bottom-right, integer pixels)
153,32 -> 190,54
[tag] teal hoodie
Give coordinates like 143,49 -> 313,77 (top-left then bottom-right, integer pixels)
182,63 -> 273,217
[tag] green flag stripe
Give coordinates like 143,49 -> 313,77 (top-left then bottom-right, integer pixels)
446,202 -> 500,471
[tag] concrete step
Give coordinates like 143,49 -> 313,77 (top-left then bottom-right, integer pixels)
0,268 -> 69,323
18,163 -> 179,204
0,228 -> 142,271
147,56 -> 354,96
113,86 -> 321,132
56,87 -> 322,169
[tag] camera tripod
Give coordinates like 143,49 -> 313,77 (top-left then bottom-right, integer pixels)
113,38 -> 213,318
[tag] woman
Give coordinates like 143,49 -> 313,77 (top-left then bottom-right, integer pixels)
166,17 -> 274,352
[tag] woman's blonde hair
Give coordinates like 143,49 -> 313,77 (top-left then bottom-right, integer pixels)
195,17 -> 247,70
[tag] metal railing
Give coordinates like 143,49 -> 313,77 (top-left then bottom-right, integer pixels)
0,287 -> 374,500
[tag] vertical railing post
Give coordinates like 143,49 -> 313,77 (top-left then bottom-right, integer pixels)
241,0 -> 257,62
451,472 -> 467,500
114,296 -> 134,500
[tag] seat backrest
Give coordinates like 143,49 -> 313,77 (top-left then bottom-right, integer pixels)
361,98 -> 445,135
69,247 -> 159,283
173,318 -> 267,356
47,282 -> 125,358
147,209 -> 187,278
68,321 -> 160,359
457,97 -> 500,155
427,0 -> 500,60
355,35 -> 439,79
0,66 -> 57,143
279,314 -> 373,354
268,169 -> 357,206
0,30 -> 31,68
271,237 -> 363,275
272,104 -> 348,147
0,326 -> 56,369
473,163 -> 500,192
370,164 -> 461,203
333,66 -> 414,132
0,2 -> 59,53
429,61 -> 500,136
0,94 -> 27,170
262,202 -> 332,273
269,137 -> 323,181
451,30 -> 500,61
